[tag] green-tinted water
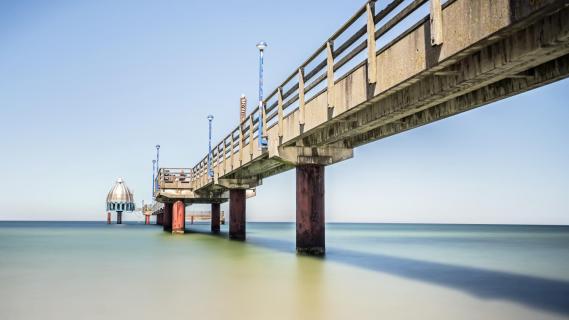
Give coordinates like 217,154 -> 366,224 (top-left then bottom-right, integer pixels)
1,222 -> 568,319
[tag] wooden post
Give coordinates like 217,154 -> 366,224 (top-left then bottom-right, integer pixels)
326,41 -> 335,110
298,68 -> 305,126
262,106 -> 267,142
430,0 -> 443,46
222,139 -> 226,175
277,88 -> 284,138
366,2 -> 377,84
239,122 -> 244,164
249,114 -> 254,157
230,133 -> 235,170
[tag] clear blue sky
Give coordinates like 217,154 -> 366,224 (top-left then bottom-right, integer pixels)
0,0 -> 567,224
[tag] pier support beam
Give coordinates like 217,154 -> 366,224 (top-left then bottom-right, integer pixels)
229,189 -> 246,240
172,200 -> 185,234
296,165 -> 325,255
117,211 -> 123,225
163,203 -> 173,232
211,203 -> 221,233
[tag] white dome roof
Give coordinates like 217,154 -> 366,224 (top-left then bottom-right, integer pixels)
106,178 -> 134,204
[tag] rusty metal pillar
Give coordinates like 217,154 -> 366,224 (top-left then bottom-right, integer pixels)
229,189 -> 246,240
163,203 -> 173,232
107,212 -> 111,224
296,165 -> 325,255
117,211 -> 123,225
211,203 -> 221,233
172,200 -> 185,234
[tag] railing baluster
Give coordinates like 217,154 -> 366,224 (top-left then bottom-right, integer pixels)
277,88 -> 284,138
366,2 -> 377,84
430,0 -> 443,46
239,123 -> 243,164
326,41 -> 335,111
230,133 -> 235,170
249,114 -> 254,156
298,68 -> 305,126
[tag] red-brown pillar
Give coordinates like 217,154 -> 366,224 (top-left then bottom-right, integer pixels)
172,200 -> 186,234
157,213 -> 163,225
107,212 -> 111,224
163,203 -> 173,232
296,165 -> 325,255
145,215 -> 150,225
117,211 -> 123,225
211,203 -> 220,233
229,189 -> 246,240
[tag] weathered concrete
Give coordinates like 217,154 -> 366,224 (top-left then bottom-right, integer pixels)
296,165 -> 325,255
211,203 -> 221,233
163,203 -> 173,232
229,189 -> 246,240
172,200 -> 185,234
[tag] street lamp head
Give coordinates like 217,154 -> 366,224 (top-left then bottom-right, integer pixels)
256,41 -> 268,51
207,115 -> 214,121
156,144 -> 160,150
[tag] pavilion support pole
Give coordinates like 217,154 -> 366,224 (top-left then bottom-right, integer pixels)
171,200 -> 185,234
211,203 -> 221,233
117,211 -> 123,225
145,215 -> 150,225
296,165 -> 325,255
229,189 -> 246,240
107,212 -> 111,224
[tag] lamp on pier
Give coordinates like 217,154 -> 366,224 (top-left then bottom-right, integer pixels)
207,114 -> 214,178
256,41 -> 268,149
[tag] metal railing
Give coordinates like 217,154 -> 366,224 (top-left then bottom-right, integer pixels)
190,0 -> 444,183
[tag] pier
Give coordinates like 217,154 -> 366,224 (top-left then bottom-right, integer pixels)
150,0 -> 569,254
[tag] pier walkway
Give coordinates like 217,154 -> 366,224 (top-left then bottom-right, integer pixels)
152,0 -> 569,254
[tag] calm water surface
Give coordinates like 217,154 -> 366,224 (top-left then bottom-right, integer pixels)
1,222 -> 568,320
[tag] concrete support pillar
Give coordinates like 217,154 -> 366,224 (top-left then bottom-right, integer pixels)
163,203 -> 173,232
172,200 -> 185,234
229,189 -> 246,240
145,215 -> 150,225
107,212 -> 111,224
296,165 -> 325,255
117,211 -> 123,225
211,203 -> 220,233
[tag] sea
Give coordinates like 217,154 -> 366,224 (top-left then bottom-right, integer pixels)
0,221 -> 568,320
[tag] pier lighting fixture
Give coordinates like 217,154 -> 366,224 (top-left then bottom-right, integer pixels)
155,144 -> 160,192
256,41 -> 268,149
152,160 -> 156,197
207,115 -> 214,178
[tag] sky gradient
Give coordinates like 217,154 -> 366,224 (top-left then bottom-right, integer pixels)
0,0 -> 567,223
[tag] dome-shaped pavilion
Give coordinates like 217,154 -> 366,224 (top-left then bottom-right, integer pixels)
106,178 -> 135,224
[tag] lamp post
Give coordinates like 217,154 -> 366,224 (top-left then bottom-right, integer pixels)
155,144 -> 160,192
207,115 -> 214,178
256,41 -> 268,149
152,159 -> 156,197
